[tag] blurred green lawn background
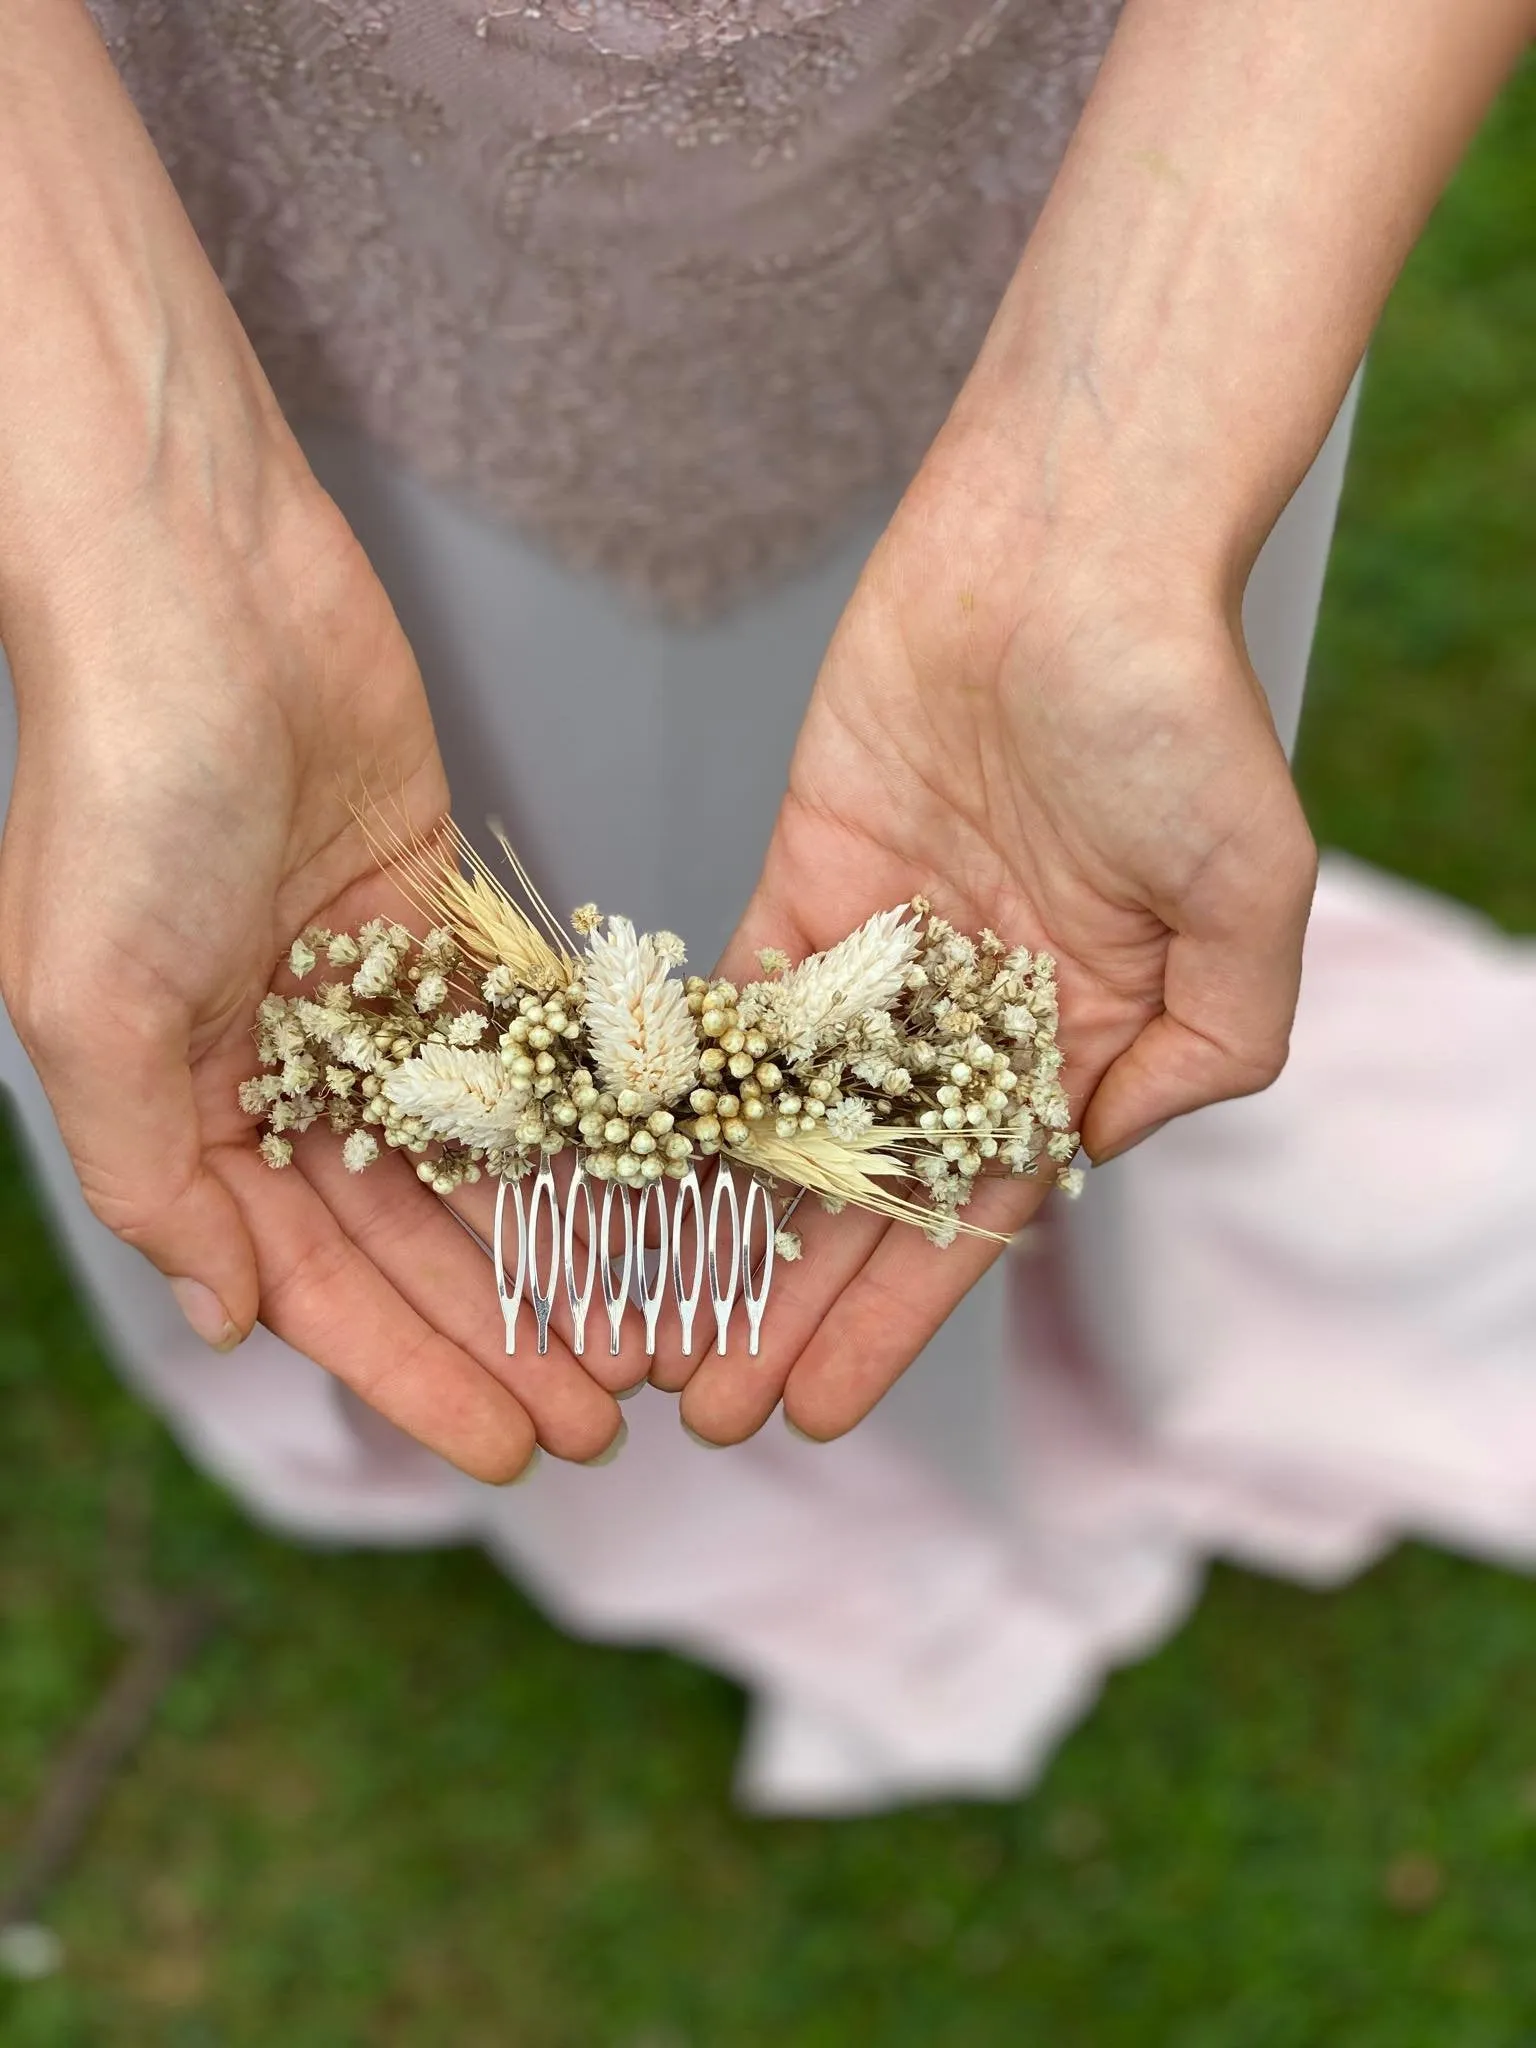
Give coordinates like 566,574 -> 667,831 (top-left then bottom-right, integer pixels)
1,61 -> 1533,2048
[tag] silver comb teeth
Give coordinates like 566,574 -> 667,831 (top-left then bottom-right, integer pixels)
491,1158 -> 798,1359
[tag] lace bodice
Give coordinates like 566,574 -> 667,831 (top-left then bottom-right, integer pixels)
88,1 -> 1119,614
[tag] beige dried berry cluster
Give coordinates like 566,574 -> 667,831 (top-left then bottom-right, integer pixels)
243,877 -> 1082,1246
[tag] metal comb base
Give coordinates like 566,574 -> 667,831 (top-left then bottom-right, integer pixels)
492,1158 -> 800,1360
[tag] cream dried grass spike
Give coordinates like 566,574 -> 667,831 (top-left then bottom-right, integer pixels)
362,804 -> 576,992
732,1127 -> 1012,1245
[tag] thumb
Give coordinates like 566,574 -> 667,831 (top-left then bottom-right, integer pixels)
21,1001 -> 260,1349
1081,849 -> 1317,1166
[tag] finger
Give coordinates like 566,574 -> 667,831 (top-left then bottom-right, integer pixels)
780,1172 -> 1051,1441
674,1191 -> 888,1442
24,1006 -> 260,1348
213,1139 -> 537,1483
298,1133 -> 622,1462
1082,814 -> 1318,1164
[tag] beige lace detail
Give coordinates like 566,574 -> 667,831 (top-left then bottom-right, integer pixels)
87,0 -> 1119,615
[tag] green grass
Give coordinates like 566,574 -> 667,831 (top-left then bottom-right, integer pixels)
2,61 -> 1535,2048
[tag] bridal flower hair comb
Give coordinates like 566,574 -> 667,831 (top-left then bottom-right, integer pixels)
242,824 -> 1081,1358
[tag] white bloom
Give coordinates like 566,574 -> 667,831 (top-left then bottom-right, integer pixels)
414,971 -> 449,1014
259,1132 -> 293,1169
824,1096 -> 876,1143
482,964 -> 518,1005
1031,1080 -> 1073,1130
383,1044 -> 525,1151
582,916 -> 700,1113
352,944 -> 399,998
294,998 -> 339,1041
289,935 -> 318,979
446,1010 -> 490,1047
327,932 -> 361,965
280,1055 -> 317,1096
342,1129 -> 379,1173
1058,1166 -> 1085,1199
770,907 -> 919,1060
773,1227 -> 803,1262
1001,1004 -> 1037,1042
651,929 -> 687,967
332,1028 -> 378,1072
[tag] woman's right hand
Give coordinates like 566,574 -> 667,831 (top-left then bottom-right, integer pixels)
0,1 -> 621,1478
0,438 -> 624,1479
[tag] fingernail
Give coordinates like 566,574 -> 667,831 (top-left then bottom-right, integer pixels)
582,1416 -> 628,1467
615,1381 -> 648,1401
1086,1118 -> 1169,1168
681,1419 -> 726,1450
170,1277 -> 242,1353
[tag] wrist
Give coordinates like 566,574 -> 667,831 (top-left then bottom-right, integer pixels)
892,402 -> 1241,673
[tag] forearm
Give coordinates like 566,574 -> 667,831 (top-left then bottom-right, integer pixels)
0,0 -> 302,630
948,0 -> 1533,589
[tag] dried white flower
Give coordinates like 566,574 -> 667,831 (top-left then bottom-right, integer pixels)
824,1097 -> 876,1143
445,1010 -> 490,1047
1032,1080 -> 1073,1130
289,935 -> 318,979
1058,1166 -> 1085,1199
652,929 -> 687,967
420,927 -> 460,968
414,972 -> 449,1014
332,1028 -> 378,1072
570,903 -> 602,935
352,945 -> 399,999
1001,1004 -> 1037,1042
773,1227 -> 803,1262
382,1044 -> 525,1152
342,1129 -> 379,1173
769,908 -> 920,1061
327,933 -> 361,966
582,916 -> 700,1114
259,1132 -> 293,1170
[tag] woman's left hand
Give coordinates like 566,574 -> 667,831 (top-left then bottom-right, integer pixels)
656,437 -> 1317,1443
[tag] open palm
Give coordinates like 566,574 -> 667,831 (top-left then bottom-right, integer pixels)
663,475 -> 1316,1443
0,487 -> 620,1478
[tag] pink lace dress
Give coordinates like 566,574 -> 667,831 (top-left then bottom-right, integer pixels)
85,0 -> 1118,612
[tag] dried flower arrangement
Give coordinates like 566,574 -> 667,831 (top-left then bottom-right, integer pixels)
241,824 -> 1083,1263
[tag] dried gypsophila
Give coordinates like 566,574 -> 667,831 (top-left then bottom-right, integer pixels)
240,829 -> 1082,1243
